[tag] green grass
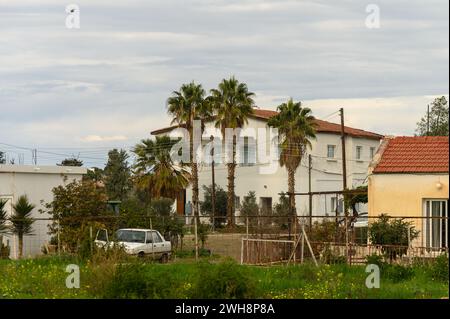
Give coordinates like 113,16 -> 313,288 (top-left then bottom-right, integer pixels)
0,256 -> 448,299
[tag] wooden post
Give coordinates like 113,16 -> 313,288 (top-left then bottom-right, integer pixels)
339,108 -> 349,263
308,154 -> 313,234
210,135 -> 216,232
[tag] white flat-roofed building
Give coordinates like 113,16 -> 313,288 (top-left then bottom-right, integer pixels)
0,165 -> 87,258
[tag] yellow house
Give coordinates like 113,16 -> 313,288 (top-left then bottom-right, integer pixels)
368,136 -> 449,249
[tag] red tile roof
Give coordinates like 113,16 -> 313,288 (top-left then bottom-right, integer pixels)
151,108 -> 383,139
373,136 -> 449,174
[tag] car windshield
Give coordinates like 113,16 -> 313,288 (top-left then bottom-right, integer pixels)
115,230 -> 146,243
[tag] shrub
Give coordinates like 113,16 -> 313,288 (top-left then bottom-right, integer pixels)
368,214 -> 419,260
365,254 -> 386,269
430,254 -> 449,282
191,259 -> 257,299
383,264 -> 414,283
104,263 -> 187,299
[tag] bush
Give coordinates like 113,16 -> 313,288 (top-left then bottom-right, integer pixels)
365,254 -> 386,269
384,264 -> 414,283
104,263 -> 187,299
191,259 -> 257,299
368,214 -> 419,260
430,254 -> 449,282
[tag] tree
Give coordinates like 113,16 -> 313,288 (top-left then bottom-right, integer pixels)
58,157 -> 83,167
0,151 -> 5,164
41,180 -> 110,253
0,199 -> 9,234
344,185 -> 368,218
272,193 -> 290,229
209,77 -> 255,227
133,136 -> 190,200
240,191 -> 260,228
104,149 -> 131,201
10,195 -> 35,258
267,98 -> 316,234
368,214 -> 419,260
200,184 -> 228,228
83,167 -> 104,183
167,81 -> 211,225
416,96 -> 449,136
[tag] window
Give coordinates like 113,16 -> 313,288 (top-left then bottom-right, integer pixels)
241,137 -> 255,166
370,147 -> 376,159
424,200 -> 448,249
356,146 -> 362,160
327,145 -> 336,158
152,231 -> 163,243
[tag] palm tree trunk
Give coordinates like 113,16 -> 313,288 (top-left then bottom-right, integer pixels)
227,135 -> 237,228
18,233 -> 23,259
288,167 -> 297,237
190,127 -> 200,226
192,162 -> 200,225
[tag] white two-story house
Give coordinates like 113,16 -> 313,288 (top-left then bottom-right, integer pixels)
151,108 -> 383,220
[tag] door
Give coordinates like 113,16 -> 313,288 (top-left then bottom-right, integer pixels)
95,229 -> 109,247
424,200 -> 448,249
151,231 -> 167,257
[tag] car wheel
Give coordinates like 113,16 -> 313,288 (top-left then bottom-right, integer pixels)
137,251 -> 145,258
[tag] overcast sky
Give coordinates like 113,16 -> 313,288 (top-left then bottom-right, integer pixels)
0,0 -> 448,166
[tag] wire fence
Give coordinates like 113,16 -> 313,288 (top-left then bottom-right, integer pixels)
1,214 -> 448,265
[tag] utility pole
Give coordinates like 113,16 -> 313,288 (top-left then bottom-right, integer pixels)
427,104 -> 430,135
308,154 -> 312,234
210,135 -> 216,230
339,107 -> 350,263
339,108 -> 347,191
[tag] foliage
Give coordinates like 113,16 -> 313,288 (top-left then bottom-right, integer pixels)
83,167 -> 104,183
133,136 -> 190,199
0,257 -> 448,299
368,214 -> 419,259
10,195 -> 36,258
191,259 -> 257,299
239,191 -> 259,227
197,223 -> 209,249
416,96 -> 449,136
272,193 -> 290,229
58,157 -> 83,167
208,77 -> 255,227
104,149 -> 132,201
267,98 -> 317,171
40,180 -> 112,253
200,184 -> 227,228
0,199 -> 9,234
429,254 -> 449,282
344,185 -> 368,216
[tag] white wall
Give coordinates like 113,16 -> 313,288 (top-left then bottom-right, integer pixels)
176,118 -> 381,220
0,165 -> 85,258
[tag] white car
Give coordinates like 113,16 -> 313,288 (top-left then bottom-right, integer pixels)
95,228 -> 172,263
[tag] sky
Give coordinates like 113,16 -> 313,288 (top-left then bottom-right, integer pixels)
0,0 -> 448,167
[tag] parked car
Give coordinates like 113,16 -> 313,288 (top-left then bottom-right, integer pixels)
353,212 -> 368,228
95,228 -> 172,263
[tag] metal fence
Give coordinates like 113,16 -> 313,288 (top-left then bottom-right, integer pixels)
1,214 -> 448,265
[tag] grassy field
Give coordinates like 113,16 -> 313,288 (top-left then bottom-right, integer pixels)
0,255 -> 448,299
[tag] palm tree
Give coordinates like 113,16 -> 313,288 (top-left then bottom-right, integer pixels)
209,77 -> 255,227
10,195 -> 35,258
0,199 -> 9,234
167,82 -> 210,225
133,135 -> 190,200
267,98 -> 317,235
